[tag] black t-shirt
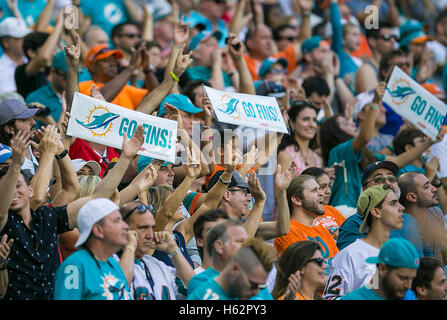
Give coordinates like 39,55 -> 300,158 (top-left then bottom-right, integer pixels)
14,63 -> 48,99
0,205 -> 71,300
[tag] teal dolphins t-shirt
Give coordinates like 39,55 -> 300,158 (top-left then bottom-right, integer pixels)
187,267 -> 273,300
54,249 -> 132,300
0,0 -> 49,27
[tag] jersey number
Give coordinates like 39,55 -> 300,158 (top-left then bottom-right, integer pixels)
324,275 -> 342,296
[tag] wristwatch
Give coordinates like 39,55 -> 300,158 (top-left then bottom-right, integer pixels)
219,175 -> 231,185
168,247 -> 180,259
55,149 -> 68,160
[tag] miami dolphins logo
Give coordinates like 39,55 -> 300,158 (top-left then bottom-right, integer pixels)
76,105 -> 119,138
387,78 -> 415,105
218,95 -> 241,120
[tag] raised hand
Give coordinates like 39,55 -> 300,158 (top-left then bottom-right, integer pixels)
31,125 -> 61,155
10,130 -> 31,166
90,84 -> 106,101
64,32 -> 81,69
136,163 -> 158,193
122,125 -> 145,159
248,171 -> 265,202
275,163 -> 297,193
172,44 -> 193,78
224,143 -> 241,173
151,231 -> 178,254
174,16 -> 190,45
186,147 -> 201,179
243,145 -> 258,167
126,230 -> 138,252
0,234 -> 14,268
372,82 -> 386,104
425,156 -> 440,181
284,270 -> 302,300
227,33 -> 244,59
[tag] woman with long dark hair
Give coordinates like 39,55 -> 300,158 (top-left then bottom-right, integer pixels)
277,100 -> 322,175
272,241 -> 325,300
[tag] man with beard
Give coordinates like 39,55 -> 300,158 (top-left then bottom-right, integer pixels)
411,257 -> 447,300
273,174 -> 339,272
342,238 -> 420,300
398,172 -> 447,260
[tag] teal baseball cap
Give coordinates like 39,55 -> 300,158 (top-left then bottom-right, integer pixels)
137,155 -> 182,174
366,238 -> 420,269
51,50 -> 68,73
301,35 -> 329,55
158,94 -> 203,117
399,20 -> 432,48
189,30 -> 223,51
258,57 -> 288,77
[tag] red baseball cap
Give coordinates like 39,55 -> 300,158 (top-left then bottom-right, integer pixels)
85,45 -> 124,69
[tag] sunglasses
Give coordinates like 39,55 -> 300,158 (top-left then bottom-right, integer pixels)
228,188 -> 251,197
307,257 -> 325,267
363,176 -> 397,186
241,268 -> 267,290
122,204 -> 155,221
379,34 -> 399,41
119,33 -> 141,39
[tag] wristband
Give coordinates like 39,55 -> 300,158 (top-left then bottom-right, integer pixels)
55,149 -> 68,160
219,175 -> 231,185
170,71 -> 180,82
168,247 -> 180,259
369,104 -> 379,110
126,245 -> 136,253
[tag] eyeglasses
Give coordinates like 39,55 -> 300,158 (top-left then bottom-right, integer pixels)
306,257 -> 325,268
279,36 -> 298,42
122,204 -> 155,221
240,267 -> 267,290
53,68 -> 67,79
228,188 -> 251,197
119,33 -> 141,39
379,34 -> 399,42
363,176 -> 397,186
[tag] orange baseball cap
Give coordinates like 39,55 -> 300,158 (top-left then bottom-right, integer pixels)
421,83 -> 443,96
85,44 -> 124,69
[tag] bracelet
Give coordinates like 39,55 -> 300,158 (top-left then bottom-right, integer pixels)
334,75 -> 340,81
168,247 -> 180,259
126,245 -> 136,253
228,71 -> 236,77
201,135 -> 213,141
55,149 -> 68,160
369,104 -> 379,110
170,71 -> 180,82
219,175 -> 231,185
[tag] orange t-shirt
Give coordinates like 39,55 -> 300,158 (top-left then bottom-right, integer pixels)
274,220 -> 339,262
244,44 -> 297,81
79,81 -> 148,110
313,205 -> 346,239
277,291 -> 311,300
352,34 -> 372,59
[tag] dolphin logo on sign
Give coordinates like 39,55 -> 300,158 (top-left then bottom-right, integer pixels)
387,78 -> 415,105
76,105 -> 120,138
218,95 -> 241,120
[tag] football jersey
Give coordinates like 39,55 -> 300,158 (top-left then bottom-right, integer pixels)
313,205 -> 346,239
273,220 -> 339,273
113,254 -> 178,300
323,239 -> 379,300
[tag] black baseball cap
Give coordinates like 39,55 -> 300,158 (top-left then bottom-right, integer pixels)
207,170 -> 249,192
361,161 -> 399,186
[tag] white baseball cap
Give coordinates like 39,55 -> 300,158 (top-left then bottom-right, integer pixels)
72,158 -> 101,176
0,17 -> 31,38
75,198 -> 120,248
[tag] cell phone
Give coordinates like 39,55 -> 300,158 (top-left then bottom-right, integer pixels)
331,162 -> 344,169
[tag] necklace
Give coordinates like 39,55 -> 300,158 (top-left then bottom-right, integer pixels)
298,148 -> 311,166
297,288 -> 311,300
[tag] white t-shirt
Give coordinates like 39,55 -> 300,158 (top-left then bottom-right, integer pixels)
323,238 -> 379,300
0,54 -> 27,93
113,254 -> 179,300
